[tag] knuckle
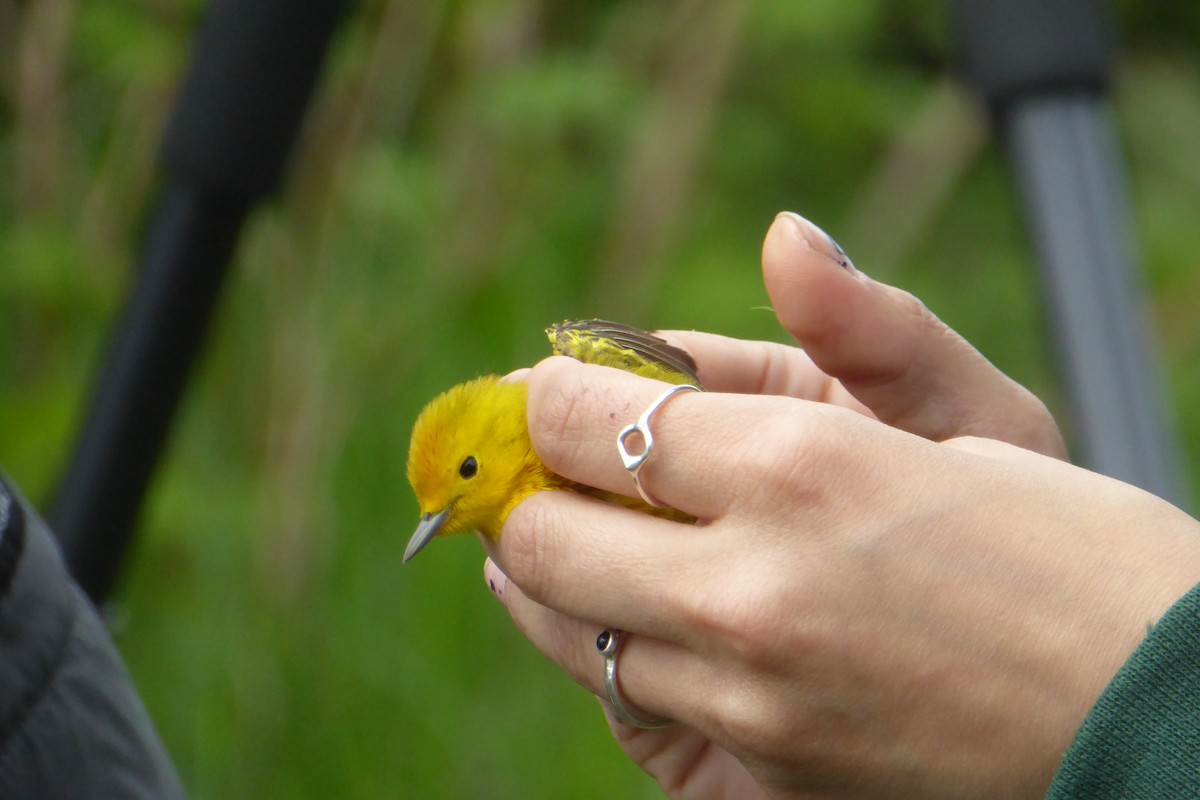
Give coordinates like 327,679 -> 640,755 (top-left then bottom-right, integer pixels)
547,619 -> 595,688
706,679 -> 812,761
501,498 -> 562,603
674,555 -> 812,671
528,365 -> 589,475
713,586 -> 787,667
697,612 -> 821,762
896,286 -> 942,332
706,684 -> 760,744
1009,385 -> 1067,458
732,409 -> 843,513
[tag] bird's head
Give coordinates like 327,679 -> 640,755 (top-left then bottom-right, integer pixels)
404,376 -> 538,562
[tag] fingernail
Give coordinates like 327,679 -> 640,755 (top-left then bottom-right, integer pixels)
484,558 -> 508,599
775,211 -> 858,274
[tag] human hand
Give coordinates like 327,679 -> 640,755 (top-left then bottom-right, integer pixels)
658,212 -> 1066,459
485,359 -> 1200,798
480,214 -> 1200,798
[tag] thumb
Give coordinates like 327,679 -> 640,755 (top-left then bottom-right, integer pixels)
762,212 -> 1065,458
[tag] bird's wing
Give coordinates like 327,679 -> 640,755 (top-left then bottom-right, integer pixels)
546,319 -> 702,388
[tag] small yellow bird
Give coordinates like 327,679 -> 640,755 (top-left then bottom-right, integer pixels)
404,320 -> 701,562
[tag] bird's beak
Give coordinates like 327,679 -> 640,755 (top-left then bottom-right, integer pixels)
404,506 -> 451,563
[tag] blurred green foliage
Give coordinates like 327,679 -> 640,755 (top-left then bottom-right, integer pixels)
2,1 -> 1200,797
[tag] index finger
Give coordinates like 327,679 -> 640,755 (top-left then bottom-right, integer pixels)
525,355 -> 839,520
656,329 -> 870,414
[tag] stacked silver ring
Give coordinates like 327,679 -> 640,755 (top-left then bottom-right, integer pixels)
597,383 -> 699,729
596,629 -> 672,729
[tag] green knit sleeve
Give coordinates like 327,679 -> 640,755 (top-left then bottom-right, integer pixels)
1046,582 -> 1200,799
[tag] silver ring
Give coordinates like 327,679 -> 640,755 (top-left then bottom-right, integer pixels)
616,383 -> 701,508
596,629 -> 672,729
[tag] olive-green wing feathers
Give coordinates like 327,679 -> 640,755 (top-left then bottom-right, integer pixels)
546,319 -> 703,388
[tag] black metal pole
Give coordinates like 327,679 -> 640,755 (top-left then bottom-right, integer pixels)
953,0 -> 1188,505
52,0 -> 346,605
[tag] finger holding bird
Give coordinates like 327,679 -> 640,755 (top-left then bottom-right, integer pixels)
404,320 -> 703,562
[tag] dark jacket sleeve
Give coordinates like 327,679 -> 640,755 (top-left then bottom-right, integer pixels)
1047,582 -> 1200,799
0,476 -> 185,800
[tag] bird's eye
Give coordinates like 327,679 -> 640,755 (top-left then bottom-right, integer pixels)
459,456 -> 478,479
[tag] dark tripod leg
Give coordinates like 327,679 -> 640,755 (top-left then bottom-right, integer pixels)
952,0 -> 1188,506
51,0 -> 346,606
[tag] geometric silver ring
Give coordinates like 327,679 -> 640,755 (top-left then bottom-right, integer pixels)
615,383 -> 701,508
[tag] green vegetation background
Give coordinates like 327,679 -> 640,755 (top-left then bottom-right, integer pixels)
3,2 -> 1200,797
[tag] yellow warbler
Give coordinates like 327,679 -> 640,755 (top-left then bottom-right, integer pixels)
404,320 -> 701,562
